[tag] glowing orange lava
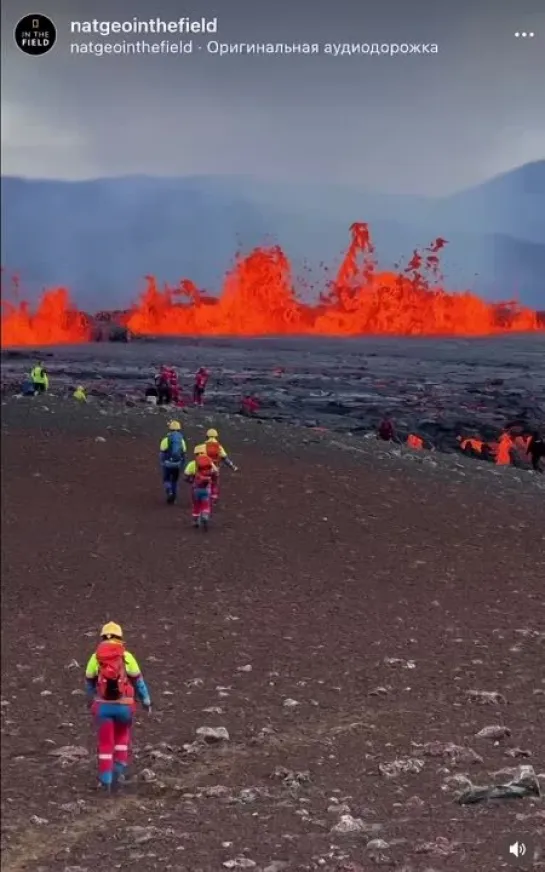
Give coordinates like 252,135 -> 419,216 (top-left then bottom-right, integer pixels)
1,274 -> 90,346
1,223 -> 542,347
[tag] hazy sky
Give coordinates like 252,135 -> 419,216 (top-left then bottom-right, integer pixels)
2,0 -> 544,194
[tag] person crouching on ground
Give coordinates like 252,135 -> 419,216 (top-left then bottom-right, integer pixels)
184,445 -> 218,530
85,622 -> 151,791
199,428 -> 238,504
30,362 -> 49,393
159,420 -> 187,503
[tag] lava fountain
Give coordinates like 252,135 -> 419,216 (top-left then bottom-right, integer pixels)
1,223 -> 542,347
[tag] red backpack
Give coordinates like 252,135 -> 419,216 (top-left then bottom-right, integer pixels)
195,454 -> 213,487
96,641 -> 132,701
205,440 -> 220,462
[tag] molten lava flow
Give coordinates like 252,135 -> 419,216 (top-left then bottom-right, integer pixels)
126,223 -> 541,337
1,276 -> 90,346
1,223 -> 542,345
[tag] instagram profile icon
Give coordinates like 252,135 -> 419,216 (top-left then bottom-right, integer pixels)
14,13 -> 57,55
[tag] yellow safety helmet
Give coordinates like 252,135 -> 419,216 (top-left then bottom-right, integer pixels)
206,428 -> 218,439
168,420 -> 181,431
100,621 -> 123,639
194,444 -> 207,456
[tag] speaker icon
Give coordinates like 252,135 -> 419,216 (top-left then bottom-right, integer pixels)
509,841 -> 526,857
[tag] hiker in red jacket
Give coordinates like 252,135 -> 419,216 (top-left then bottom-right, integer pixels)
165,366 -> 181,405
85,622 -> 151,791
193,367 -> 209,406
201,428 -> 238,504
184,445 -> 218,529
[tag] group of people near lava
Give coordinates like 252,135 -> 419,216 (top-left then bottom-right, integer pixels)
377,415 -> 544,473
151,364 -> 209,407
148,364 -> 261,417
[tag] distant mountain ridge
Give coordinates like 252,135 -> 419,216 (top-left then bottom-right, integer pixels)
1,161 -> 544,310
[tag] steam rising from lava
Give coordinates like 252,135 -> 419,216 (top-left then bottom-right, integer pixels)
1,223 -> 541,347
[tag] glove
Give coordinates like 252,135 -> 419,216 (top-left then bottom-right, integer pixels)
143,700 -> 152,715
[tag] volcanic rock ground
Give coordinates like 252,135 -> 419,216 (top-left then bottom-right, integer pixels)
1,337 -> 544,872
2,334 -> 544,445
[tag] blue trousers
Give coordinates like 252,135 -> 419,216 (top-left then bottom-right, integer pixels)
162,464 -> 181,498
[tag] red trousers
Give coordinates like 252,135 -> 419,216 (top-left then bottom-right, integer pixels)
210,473 -> 220,502
192,486 -> 211,520
93,702 -> 132,786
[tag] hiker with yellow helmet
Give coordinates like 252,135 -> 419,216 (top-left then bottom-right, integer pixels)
159,420 -> 187,504
30,361 -> 49,393
85,622 -> 151,791
184,444 -> 218,529
196,427 -> 238,505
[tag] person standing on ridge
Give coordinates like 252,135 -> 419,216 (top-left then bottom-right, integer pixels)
30,362 -> 49,393
193,367 -> 209,406
377,415 -> 398,442
159,420 -> 187,503
166,365 -> 181,405
184,445 -> 218,529
155,367 -> 172,406
527,431 -> 544,473
85,622 -> 151,791
199,428 -> 238,505
495,431 -> 514,466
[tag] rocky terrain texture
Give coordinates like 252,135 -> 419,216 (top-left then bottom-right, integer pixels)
2,334 -> 544,452
1,387 -> 543,871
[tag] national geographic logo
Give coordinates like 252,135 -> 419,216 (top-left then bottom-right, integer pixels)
14,13 -> 56,55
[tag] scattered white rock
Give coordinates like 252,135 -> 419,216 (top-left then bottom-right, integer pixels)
384,657 -> 416,669
138,768 -> 157,782
238,788 -> 260,803
94,436 -> 106,443
30,815 -> 49,825
379,757 -> 425,778
368,686 -> 390,697
475,724 -> 511,740
466,689 -> 507,705
367,839 -> 390,851
331,814 -> 372,836
196,725 -> 230,743
505,747 -> 532,758
412,740 -> 483,765
205,785 -> 231,798
237,664 -> 253,672
49,745 -> 89,762
223,859 -> 257,869
282,698 -> 300,709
